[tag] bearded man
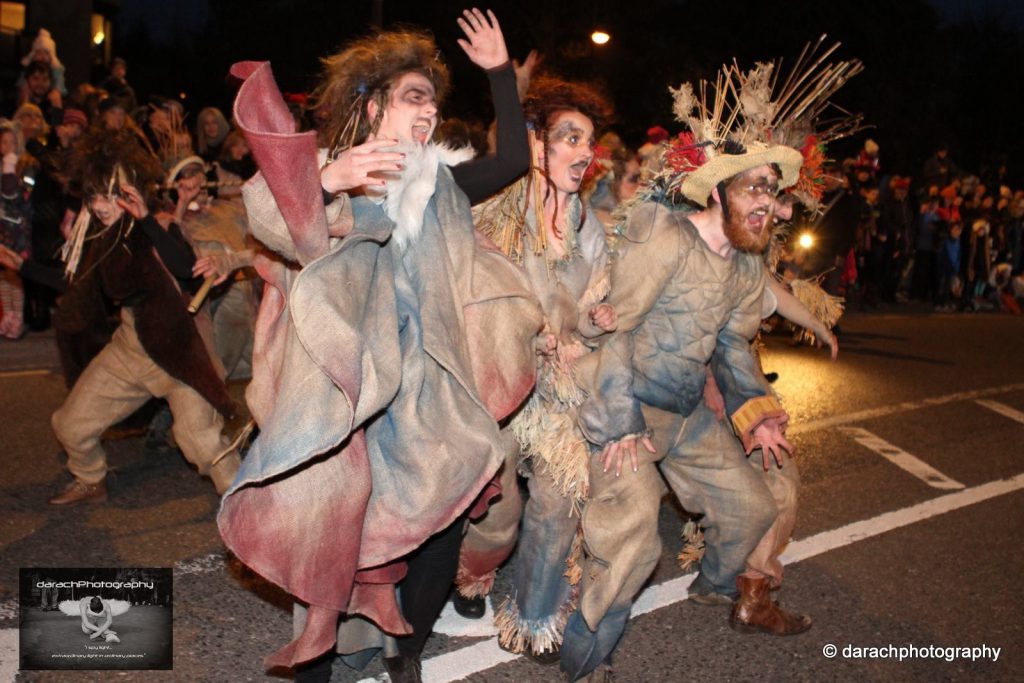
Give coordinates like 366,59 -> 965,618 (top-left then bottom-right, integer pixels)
562,134 -> 810,682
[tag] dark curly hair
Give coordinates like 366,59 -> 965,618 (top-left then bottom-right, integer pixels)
64,128 -> 163,201
310,29 -> 450,152
523,76 -> 612,137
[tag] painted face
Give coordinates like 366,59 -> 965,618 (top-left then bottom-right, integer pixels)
371,72 -> 438,146
618,158 -> 641,202
539,110 -> 596,196
202,114 -> 221,140
722,164 -> 779,253
89,194 -> 125,227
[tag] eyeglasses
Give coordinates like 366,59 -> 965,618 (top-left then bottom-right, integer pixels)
740,182 -> 781,198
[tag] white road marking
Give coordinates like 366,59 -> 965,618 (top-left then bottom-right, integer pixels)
839,427 -> 965,490
433,595 -> 498,638
976,399 -> 1024,426
0,627 -> 18,682
358,472 -> 1024,683
789,382 -> 1024,435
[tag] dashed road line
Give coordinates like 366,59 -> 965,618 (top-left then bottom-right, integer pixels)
976,399 -> 1024,426
839,427 -> 965,490
789,382 -> 1024,435
370,472 -> 1024,683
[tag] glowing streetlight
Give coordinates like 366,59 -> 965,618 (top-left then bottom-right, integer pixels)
93,31 -> 105,45
591,30 -> 610,45
798,232 -> 814,249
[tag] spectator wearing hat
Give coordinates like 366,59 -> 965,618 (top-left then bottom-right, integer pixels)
17,29 -> 67,98
880,176 -> 915,301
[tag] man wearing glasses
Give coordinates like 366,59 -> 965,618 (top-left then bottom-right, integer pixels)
562,146 -> 810,680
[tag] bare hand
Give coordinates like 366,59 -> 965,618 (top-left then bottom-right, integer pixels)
589,303 -> 617,332
321,138 -> 404,193
192,254 -> 230,285
0,244 -> 24,271
175,175 -> 203,207
116,184 -> 149,220
600,435 -> 656,477
456,8 -> 509,71
47,89 -> 62,109
512,50 -> 542,101
747,419 -> 794,470
817,329 -> 839,361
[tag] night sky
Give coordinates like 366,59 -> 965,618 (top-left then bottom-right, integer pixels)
110,0 -> 1024,182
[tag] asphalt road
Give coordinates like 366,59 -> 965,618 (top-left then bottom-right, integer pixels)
1,308 -> 1022,683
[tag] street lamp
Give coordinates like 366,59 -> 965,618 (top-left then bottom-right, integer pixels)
798,232 -> 814,250
591,30 -> 610,45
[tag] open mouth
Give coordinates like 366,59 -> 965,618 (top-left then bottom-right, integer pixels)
568,160 -> 591,184
411,121 -> 432,145
746,207 -> 769,231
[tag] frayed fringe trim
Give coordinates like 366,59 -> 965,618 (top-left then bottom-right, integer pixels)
495,593 -> 576,655
455,559 -> 496,599
564,525 -> 584,587
790,277 -> 844,329
512,403 -> 590,510
677,518 -> 706,572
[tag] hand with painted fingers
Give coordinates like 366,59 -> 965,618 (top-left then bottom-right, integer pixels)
321,139 -> 405,194
589,303 -> 618,332
116,184 -> 149,220
535,331 -> 557,356
601,434 -> 656,477
748,418 -> 794,471
456,8 -> 509,71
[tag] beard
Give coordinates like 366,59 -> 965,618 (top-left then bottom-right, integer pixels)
722,194 -> 774,253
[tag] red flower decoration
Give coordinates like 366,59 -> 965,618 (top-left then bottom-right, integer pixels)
665,132 -> 707,173
792,135 -> 827,202
584,144 -> 612,183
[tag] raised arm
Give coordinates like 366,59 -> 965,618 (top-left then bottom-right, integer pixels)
450,9 -> 529,203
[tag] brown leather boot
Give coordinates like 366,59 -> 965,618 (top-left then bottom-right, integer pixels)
49,478 -> 108,506
729,575 -> 811,635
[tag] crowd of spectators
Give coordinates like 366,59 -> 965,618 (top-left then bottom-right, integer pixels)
1,29 -> 257,342
806,140 -> 1023,315
2,27 -> 1021,349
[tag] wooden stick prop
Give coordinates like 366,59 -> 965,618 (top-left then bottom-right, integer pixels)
187,276 -> 216,314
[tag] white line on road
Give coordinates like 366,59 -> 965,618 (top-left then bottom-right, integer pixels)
839,427 -> 965,490
788,382 -> 1024,435
373,472 -> 1024,683
976,399 -> 1024,426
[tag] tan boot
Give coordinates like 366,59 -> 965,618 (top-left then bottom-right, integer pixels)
49,478 -> 108,506
729,575 -> 811,635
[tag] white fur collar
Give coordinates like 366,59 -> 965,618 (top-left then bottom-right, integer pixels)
366,142 -> 475,251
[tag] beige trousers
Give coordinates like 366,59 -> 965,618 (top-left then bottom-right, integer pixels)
51,309 -> 240,493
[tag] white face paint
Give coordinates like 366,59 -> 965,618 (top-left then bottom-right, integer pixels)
371,72 -> 438,147
538,110 -> 596,196
89,194 -> 125,228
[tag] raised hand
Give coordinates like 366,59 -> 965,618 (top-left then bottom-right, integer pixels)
513,50 -> 542,101
456,8 -> 509,71
321,138 -> 404,193
116,184 -> 149,220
